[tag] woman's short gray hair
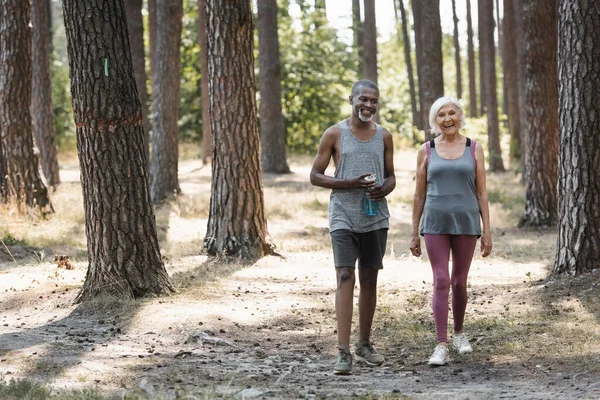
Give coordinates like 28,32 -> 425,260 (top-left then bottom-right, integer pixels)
428,96 -> 466,135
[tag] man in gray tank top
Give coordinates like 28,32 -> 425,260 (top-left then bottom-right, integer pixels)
310,80 -> 396,375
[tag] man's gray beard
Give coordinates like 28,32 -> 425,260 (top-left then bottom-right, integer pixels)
358,109 -> 373,122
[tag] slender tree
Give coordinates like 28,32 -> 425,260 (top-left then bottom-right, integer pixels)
124,0 -> 151,164
478,1 -> 487,115
466,0 -> 478,117
363,0 -> 377,84
503,0 -> 520,162
148,0 -> 157,78
197,0 -> 211,164
258,0 -> 290,174
518,0 -> 558,227
397,0 -> 420,131
451,0 -> 462,99
0,0 -> 52,212
203,0 -> 274,259
150,0 -> 183,203
31,0 -> 60,189
352,0 -> 364,75
513,0 -> 527,180
554,0 -> 600,275
62,0 -> 174,301
414,0 -> 444,139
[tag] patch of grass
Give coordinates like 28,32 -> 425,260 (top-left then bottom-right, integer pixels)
302,198 -> 327,212
1,233 -> 28,246
0,378 -> 49,400
487,188 -> 525,210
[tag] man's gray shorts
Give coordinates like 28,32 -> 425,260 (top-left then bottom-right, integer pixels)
330,228 -> 387,269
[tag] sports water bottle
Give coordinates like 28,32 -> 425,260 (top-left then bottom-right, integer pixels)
363,174 -> 379,216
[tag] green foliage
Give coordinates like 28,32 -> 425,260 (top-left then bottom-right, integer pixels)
278,1 -> 356,154
1,232 -> 27,246
51,50 -> 75,148
0,378 -> 49,400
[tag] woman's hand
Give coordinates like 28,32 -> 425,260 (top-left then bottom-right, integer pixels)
481,231 -> 492,257
410,235 -> 422,257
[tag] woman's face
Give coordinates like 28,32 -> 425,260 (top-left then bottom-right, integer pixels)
436,104 -> 462,136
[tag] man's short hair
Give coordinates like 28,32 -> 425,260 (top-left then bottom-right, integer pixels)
351,79 -> 379,96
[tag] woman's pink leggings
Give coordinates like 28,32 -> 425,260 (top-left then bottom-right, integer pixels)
424,234 -> 478,343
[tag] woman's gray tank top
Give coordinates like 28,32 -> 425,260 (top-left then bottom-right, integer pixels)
329,120 -> 390,233
420,138 -> 481,236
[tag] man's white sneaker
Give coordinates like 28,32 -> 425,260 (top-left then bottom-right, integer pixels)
428,344 -> 449,366
453,333 -> 473,355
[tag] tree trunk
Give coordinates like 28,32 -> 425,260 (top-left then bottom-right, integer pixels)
466,0 -> 478,117
478,0 -> 504,172
197,0 -> 211,165
352,0 -> 364,75
496,0 -> 507,115
124,0 -> 151,166
414,0 -> 444,140
150,0 -> 182,203
31,0 -> 60,189
518,0 -> 558,227
0,135 -> 7,200
62,0 -> 174,301
203,0 -> 274,259
478,1 -> 487,115
363,0 -> 377,84
398,0 -> 420,133
513,0 -> 527,181
503,0 -> 520,163
0,0 -> 52,213
451,0 -> 462,99
148,0 -> 157,80
258,0 -> 290,174
554,0 -> 600,275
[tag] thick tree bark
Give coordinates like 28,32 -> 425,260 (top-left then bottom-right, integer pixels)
414,0 -> 444,140
503,0 -> 520,162
352,0 -> 364,76
150,0 -> 182,203
554,0 -> 600,275
363,0 -> 377,84
478,0 -> 504,172
518,0 -> 558,227
124,0 -> 151,165
62,0 -> 174,301
31,0 -> 60,189
197,0 -> 211,164
466,0 -> 478,117
0,0 -> 52,212
451,0 -> 462,99
258,0 -> 290,174
203,0 -> 274,259
398,0 -> 420,132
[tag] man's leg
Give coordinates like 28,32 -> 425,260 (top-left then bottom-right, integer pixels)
358,268 -> 378,343
336,267 -> 356,350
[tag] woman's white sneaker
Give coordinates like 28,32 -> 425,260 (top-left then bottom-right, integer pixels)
453,333 -> 473,355
428,344 -> 449,366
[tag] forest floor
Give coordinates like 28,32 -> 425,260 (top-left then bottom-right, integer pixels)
0,149 -> 599,399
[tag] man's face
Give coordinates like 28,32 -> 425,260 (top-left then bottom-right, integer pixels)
350,87 -> 379,122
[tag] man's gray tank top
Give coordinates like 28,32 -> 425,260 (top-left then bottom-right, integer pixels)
329,120 -> 390,233
420,138 -> 481,236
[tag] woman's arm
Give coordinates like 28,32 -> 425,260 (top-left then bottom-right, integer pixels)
410,144 -> 428,257
475,143 -> 492,257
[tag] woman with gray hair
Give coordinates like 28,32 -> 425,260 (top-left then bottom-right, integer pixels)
409,96 -> 492,366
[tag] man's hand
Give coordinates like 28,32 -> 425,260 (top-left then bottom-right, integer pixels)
481,231 -> 492,257
348,173 -> 377,190
366,184 -> 388,201
409,235 -> 422,257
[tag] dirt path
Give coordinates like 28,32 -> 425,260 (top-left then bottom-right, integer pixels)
0,154 -> 598,399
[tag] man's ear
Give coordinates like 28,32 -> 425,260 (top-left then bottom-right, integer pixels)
348,95 -> 353,104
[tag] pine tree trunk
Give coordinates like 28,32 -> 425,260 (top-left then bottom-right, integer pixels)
466,0 -> 478,117
352,0 -> 364,76
478,0 -> 504,172
124,0 -> 151,166
150,0 -> 182,203
554,0 -> 600,275
518,0 -> 558,227
414,0 -> 444,140
62,0 -> 174,301
412,0 -> 425,130
398,0 -> 420,133
258,0 -> 290,174
31,0 -> 60,189
148,0 -> 157,80
451,0 -> 462,99
363,0 -> 377,84
513,0 -> 527,181
478,1 -> 487,115
197,0 -> 211,165
503,0 -> 520,163
0,0 -> 52,213
203,0 -> 274,259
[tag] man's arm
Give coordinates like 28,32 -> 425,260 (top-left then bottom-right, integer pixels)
310,127 -> 374,190
367,128 -> 396,201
